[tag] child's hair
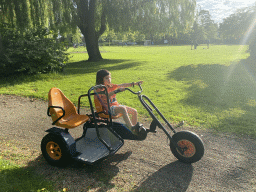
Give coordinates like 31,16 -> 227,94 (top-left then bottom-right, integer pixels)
96,69 -> 110,85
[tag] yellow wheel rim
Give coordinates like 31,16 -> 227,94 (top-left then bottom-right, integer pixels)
46,141 -> 62,160
177,139 -> 196,158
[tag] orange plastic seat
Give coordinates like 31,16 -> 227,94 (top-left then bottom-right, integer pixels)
48,88 -> 89,129
94,96 -> 122,119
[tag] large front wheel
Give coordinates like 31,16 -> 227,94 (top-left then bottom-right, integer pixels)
170,131 -> 204,163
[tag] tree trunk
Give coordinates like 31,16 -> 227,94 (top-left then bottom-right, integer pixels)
84,30 -> 102,61
84,0 -> 102,61
0,34 -> 3,55
77,0 -> 106,62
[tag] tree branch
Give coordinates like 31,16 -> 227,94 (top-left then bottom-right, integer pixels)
75,0 -> 89,33
97,7 -> 107,38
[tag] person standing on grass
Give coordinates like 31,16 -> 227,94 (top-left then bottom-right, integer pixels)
207,39 -> 210,49
194,40 -> 198,49
95,69 -> 143,134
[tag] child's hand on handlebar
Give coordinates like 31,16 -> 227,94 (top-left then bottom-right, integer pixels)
114,87 -> 125,94
135,81 -> 143,86
119,87 -> 126,92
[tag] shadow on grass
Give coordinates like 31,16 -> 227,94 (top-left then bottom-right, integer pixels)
18,152 -> 133,192
132,161 -> 193,192
168,59 -> 256,136
0,73 -> 48,87
0,159 -> 55,191
64,59 -> 142,75
0,59 -> 141,87
6,153 -> 193,191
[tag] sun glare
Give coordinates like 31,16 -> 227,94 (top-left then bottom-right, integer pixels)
241,18 -> 256,45
232,0 -> 256,3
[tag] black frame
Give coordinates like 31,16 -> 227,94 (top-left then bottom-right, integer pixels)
125,84 -> 183,154
47,106 -> 65,125
78,85 -> 124,152
46,83 -> 185,162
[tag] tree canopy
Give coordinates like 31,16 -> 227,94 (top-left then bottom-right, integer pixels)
219,7 -> 254,44
0,0 -> 197,61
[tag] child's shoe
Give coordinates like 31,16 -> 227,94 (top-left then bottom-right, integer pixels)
131,122 -> 142,135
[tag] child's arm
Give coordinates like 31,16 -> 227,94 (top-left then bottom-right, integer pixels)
107,81 -> 144,97
117,81 -> 143,89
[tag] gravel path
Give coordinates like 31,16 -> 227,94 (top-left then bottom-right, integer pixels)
1,94 -> 256,192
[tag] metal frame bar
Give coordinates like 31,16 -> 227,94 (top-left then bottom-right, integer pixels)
138,94 -> 183,153
47,106 -> 66,125
78,85 -> 124,152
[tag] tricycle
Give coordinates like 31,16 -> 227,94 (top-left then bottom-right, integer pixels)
41,84 -> 204,167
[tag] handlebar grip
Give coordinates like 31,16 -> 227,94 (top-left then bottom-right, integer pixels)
125,88 -> 142,95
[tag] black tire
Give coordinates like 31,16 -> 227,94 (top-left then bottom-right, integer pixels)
170,131 -> 204,163
41,133 -> 72,167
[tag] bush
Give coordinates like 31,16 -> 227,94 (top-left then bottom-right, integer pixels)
0,24 -> 69,76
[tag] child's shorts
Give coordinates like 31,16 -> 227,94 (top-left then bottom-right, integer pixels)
110,105 -> 124,116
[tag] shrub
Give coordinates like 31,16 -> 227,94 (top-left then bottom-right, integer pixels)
0,24 -> 69,76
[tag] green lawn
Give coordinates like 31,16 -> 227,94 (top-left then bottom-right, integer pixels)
1,45 -> 256,137
0,159 -> 55,192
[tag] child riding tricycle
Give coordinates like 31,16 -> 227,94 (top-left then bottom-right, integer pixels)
41,70 -> 204,167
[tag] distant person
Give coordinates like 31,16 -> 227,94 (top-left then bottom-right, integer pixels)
207,39 -> 210,49
194,40 -> 198,49
191,40 -> 194,50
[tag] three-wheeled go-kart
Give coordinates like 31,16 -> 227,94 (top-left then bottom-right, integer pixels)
41,84 -> 204,167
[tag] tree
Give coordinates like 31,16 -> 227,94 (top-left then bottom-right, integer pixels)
71,29 -> 83,45
0,30 -> 2,55
191,21 -> 206,43
106,30 -> 117,43
218,4 -> 256,60
247,7 -> 256,59
0,0 -> 197,61
0,24 -> 68,75
198,10 -> 218,41
219,7 -> 253,44
62,0 -> 196,60
134,31 -> 145,43
0,1 -> 69,75
127,0 -> 196,41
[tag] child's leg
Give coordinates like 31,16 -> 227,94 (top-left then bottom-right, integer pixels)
112,105 -> 133,128
124,106 -> 137,126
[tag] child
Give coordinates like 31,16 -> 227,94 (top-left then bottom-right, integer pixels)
95,69 -> 143,133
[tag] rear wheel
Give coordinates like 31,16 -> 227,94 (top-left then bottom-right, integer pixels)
170,131 -> 204,163
41,133 -> 71,167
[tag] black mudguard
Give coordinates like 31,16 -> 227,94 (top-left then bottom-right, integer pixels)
45,127 -> 77,157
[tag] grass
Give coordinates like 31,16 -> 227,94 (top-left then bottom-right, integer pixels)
1,45 -> 256,138
0,138 -> 69,192
0,44 -> 256,191
0,159 -> 55,192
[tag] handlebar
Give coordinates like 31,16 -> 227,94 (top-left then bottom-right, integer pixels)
91,84 -> 106,91
83,83 -> 142,98
125,83 -> 143,95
